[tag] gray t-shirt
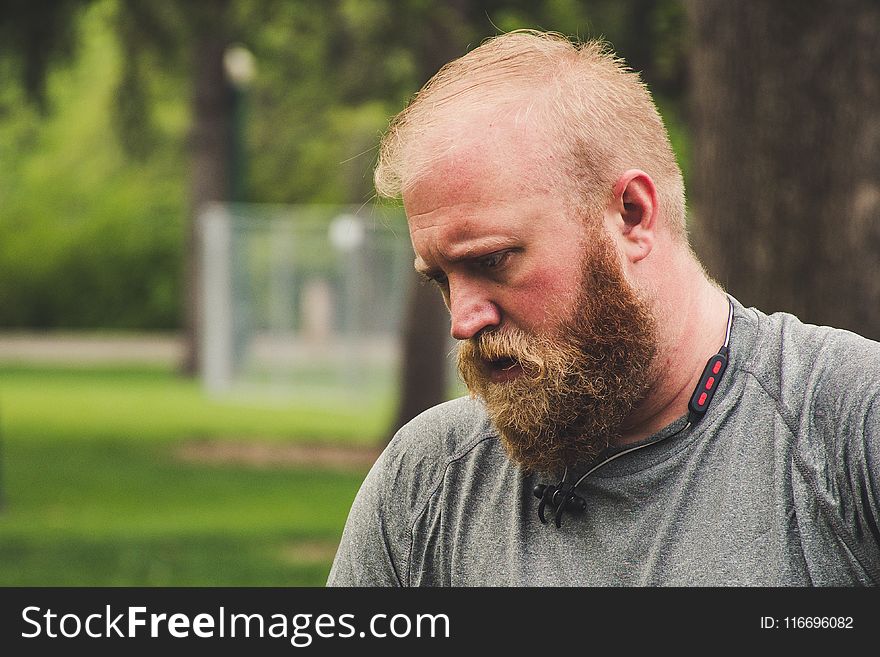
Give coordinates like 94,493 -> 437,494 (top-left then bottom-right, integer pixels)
327,299 -> 880,586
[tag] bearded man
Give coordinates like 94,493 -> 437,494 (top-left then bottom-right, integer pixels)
327,31 -> 880,586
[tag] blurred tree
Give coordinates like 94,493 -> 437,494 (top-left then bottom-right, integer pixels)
688,0 -> 880,339
386,0 -> 472,437
0,0 -> 92,111
0,0 -> 187,330
113,0 -> 242,375
0,0 -> 242,366
111,0 -> 334,373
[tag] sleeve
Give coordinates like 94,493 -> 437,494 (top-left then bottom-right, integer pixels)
810,371 -> 880,584
326,446 -> 408,587
843,388 -> 880,565
781,321 -> 880,583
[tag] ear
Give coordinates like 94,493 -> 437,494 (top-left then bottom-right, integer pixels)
604,169 -> 658,264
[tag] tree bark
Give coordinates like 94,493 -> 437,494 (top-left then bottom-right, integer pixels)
392,276 -> 452,434
687,0 -> 880,339
181,17 -> 234,376
389,0 -> 476,436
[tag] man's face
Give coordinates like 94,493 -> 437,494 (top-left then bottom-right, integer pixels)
457,232 -> 657,475
405,124 -> 657,474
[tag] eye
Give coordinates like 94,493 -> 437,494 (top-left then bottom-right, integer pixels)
419,270 -> 448,289
476,250 -> 512,271
430,272 -> 449,288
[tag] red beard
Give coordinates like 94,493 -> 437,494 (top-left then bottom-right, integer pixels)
457,234 -> 658,476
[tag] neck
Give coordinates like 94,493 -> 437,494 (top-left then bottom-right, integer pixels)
616,255 -> 730,446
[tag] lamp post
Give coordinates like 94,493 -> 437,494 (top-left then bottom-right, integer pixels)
223,44 -> 256,202
222,45 -> 256,381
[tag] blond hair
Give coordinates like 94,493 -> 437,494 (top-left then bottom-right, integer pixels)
374,30 -> 686,239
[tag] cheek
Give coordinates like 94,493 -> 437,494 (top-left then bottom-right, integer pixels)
506,266 -> 581,329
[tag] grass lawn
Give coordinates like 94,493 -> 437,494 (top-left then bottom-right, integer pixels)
0,363 -> 395,585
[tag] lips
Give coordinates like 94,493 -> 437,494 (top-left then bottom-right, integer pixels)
484,356 -> 523,382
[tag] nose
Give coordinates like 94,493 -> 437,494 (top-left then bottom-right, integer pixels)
448,281 -> 501,340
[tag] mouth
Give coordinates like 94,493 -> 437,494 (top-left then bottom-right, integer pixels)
484,356 -> 523,382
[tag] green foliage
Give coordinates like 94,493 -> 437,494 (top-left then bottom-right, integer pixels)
0,0 -> 92,110
0,0 -> 689,330
0,1 -> 187,329
0,363 -> 385,585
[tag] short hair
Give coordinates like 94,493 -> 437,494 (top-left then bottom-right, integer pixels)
374,30 -> 687,239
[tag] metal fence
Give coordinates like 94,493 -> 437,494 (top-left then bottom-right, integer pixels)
199,202 -> 435,407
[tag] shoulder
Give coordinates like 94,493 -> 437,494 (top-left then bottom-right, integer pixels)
377,396 -> 499,514
733,305 -> 880,579
740,305 -> 880,538
326,396 -> 499,586
738,304 -> 880,421
391,395 -> 497,461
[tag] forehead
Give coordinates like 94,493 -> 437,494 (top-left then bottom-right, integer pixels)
402,121 -> 587,277
402,117 -> 557,222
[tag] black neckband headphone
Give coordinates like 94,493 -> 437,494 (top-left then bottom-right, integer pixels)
534,295 -> 735,528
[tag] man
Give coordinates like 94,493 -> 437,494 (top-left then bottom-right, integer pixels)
327,31 -> 880,586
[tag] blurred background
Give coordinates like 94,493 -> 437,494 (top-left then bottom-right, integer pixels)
0,0 -> 877,585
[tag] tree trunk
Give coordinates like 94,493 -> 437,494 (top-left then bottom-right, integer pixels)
181,22 -> 234,376
687,0 -> 880,339
392,276 -> 452,434
389,0 -> 476,437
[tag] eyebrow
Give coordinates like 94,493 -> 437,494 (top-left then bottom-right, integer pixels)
413,236 -> 518,276
413,257 -> 440,278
